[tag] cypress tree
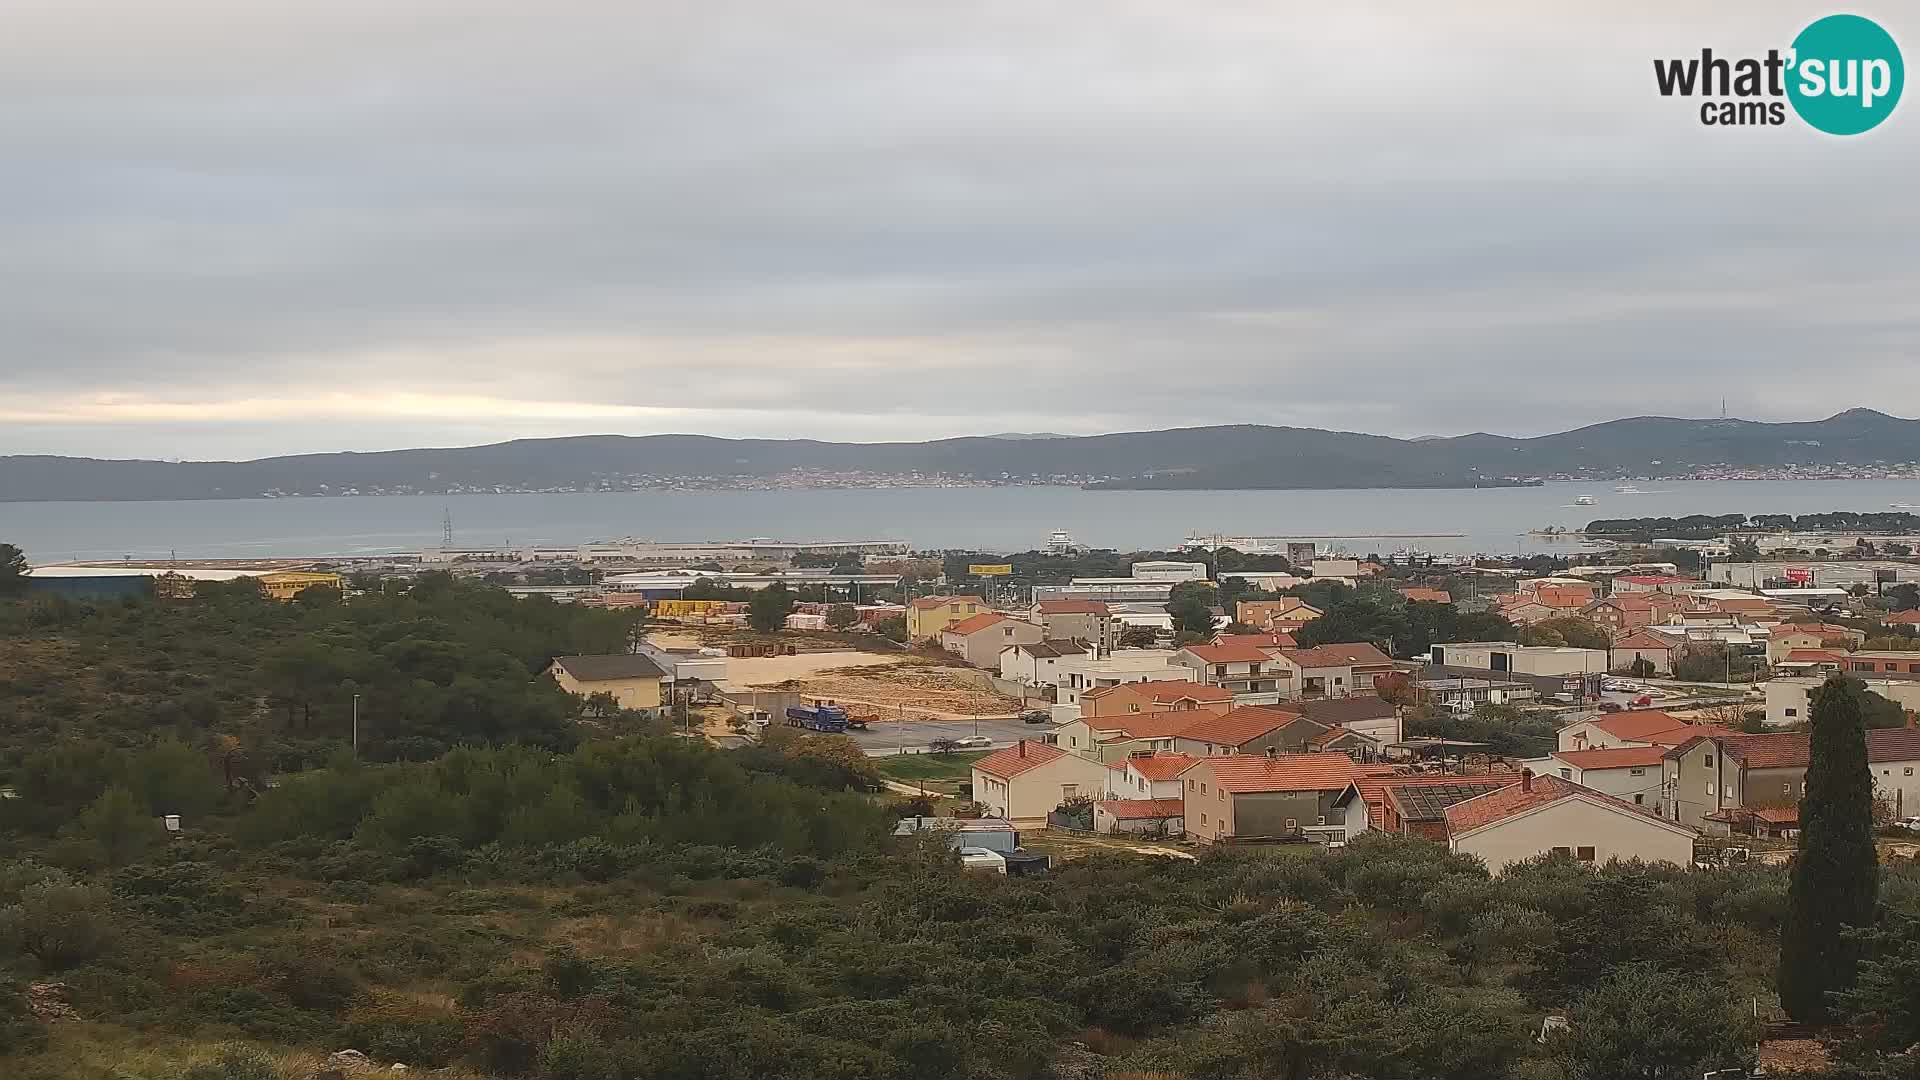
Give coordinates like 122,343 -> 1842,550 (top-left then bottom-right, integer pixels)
1778,675 -> 1880,1022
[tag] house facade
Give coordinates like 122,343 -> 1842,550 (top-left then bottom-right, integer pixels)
1444,773 -> 1697,874
1179,754 -> 1364,844
906,595 -> 987,641
547,654 -> 666,715
998,640 -> 1088,685
1278,643 -> 1396,698
941,613 -> 1045,668
1030,599 -> 1114,652
1609,630 -> 1678,675
969,740 -> 1111,824
1052,651 -> 1188,708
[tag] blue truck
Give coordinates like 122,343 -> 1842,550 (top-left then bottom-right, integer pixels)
785,700 -> 851,733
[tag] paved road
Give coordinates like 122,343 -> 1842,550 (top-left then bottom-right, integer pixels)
851,717 -> 1048,755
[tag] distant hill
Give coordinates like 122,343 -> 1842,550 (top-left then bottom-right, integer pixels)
4,410 -> 1918,502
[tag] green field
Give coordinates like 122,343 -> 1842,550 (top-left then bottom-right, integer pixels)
874,750 -> 988,790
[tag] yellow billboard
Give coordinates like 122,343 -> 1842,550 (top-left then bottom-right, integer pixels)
969,563 -> 1013,577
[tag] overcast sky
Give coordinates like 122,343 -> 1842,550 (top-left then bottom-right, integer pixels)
2,2 -> 1915,460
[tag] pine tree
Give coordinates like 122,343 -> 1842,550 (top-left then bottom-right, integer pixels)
1779,675 -> 1881,1022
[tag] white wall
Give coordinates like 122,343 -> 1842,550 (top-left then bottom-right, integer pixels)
1452,796 -> 1695,874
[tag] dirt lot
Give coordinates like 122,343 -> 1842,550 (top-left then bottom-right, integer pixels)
753,661 -> 1019,721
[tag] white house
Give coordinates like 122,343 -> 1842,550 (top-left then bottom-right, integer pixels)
1129,560 -> 1209,583
1520,746 -> 1667,811
970,740 -> 1111,824
1768,676 -> 1920,727
1052,650 -> 1188,708
1104,750 -> 1197,800
998,640 -> 1089,685
1443,772 -> 1698,874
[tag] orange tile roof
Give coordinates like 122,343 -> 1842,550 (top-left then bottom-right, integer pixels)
1782,649 -> 1845,664
1215,632 -> 1298,649
1352,772 -> 1513,829
1552,746 -> 1669,770
1109,751 -> 1198,781
1100,679 -> 1235,704
1397,587 -> 1453,603
910,594 -> 984,610
1722,732 -> 1809,770
1096,797 -> 1187,820
1589,710 -> 1687,740
943,612 -> 1009,636
1184,753 -> 1360,794
1869,728 -> 1920,762
1641,723 -> 1738,747
1090,714 -> 1209,739
1174,707 -> 1299,747
1181,642 -> 1278,664
1036,599 -> 1110,615
1886,610 -> 1920,625
1443,773 -> 1687,835
1613,629 -> 1677,650
971,739 -> 1068,779
1282,642 -> 1394,669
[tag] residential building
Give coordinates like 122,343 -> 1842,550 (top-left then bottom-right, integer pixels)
1767,676 -> 1920,726
1173,642 -> 1293,697
1580,593 -> 1686,635
1842,651 -> 1920,678
1172,707 -> 1314,757
1662,727 -> 1920,829
1036,579 -> 1176,604
1235,598 -> 1323,634
1278,642 -> 1396,698
1524,746 -> 1666,809
941,612 -> 1044,668
1774,650 -> 1846,678
1214,631 -> 1297,650
1179,754 -> 1367,844
1104,750 -> 1197,800
1056,713 -> 1207,762
1052,651 -> 1188,708
1886,610 -> 1920,627
1612,574 -> 1700,596
1351,773 -> 1518,838
1078,679 -> 1235,721
906,595 -> 987,641
998,640 -> 1089,685
1312,558 -> 1362,580
1267,695 -> 1402,745
1093,798 -> 1186,836
546,654 -> 666,715
1430,642 -> 1608,677
1497,599 -> 1562,626
1443,772 -> 1697,874
969,740 -> 1110,824
1768,623 -> 1868,662
1557,710 -> 1735,753
1030,599 -> 1114,652
1397,587 -> 1452,604
1609,630 -> 1679,675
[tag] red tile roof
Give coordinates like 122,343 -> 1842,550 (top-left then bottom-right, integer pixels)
1097,797 -> 1187,820
910,594 -> 984,610
1185,753 -> 1360,794
1174,707 -> 1298,747
1282,642 -> 1394,669
1721,732 -> 1809,769
1552,746 -> 1669,770
1180,642 -> 1279,664
1442,773 -> 1690,836
971,739 -> 1068,779
943,612 -> 1009,636
1352,772 -> 1517,830
1869,728 -> 1920,762
1397,587 -> 1453,603
1782,649 -> 1845,664
1110,751 -> 1198,781
1612,630 -> 1676,651
1886,610 -> 1920,625
1087,679 -> 1234,705
1036,599 -> 1110,615
1090,713 -> 1210,739
1588,710 -> 1688,740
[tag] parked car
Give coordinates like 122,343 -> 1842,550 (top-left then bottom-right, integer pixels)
1598,700 -> 1623,713
1630,694 -> 1654,708
955,735 -> 994,748
1021,709 -> 1050,724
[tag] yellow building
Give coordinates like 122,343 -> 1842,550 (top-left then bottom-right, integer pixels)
256,571 -> 343,601
651,598 -> 731,618
906,594 -> 988,642
547,654 -> 666,715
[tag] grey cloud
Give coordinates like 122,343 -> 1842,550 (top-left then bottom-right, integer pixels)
1,1 -> 1915,457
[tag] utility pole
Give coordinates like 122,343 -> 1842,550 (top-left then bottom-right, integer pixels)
352,693 -> 360,757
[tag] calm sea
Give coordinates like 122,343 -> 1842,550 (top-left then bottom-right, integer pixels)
5,479 -> 1920,563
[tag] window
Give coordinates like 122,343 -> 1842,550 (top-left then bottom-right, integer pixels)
1200,812 -> 1207,825
1559,768 -> 1571,780
1910,664 -> 1920,675
1129,704 -> 1141,713
1552,846 -> 1571,856
1786,707 -> 1798,717
1908,768 -> 1915,777
1856,661 -> 1875,672
1219,788 -> 1225,801
1316,815 -> 1327,826
1576,846 -> 1596,862
1062,784 -> 1078,799
1188,779 -> 1195,791
1284,818 -> 1298,830
1783,781 -> 1792,795
1200,783 -> 1207,794
1630,767 -> 1645,776
1704,754 -> 1714,768
1634,793 -> 1645,805
1706,782 -> 1715,796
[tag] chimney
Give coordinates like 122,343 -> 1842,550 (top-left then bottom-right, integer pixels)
1520,768 -> 1533,792
1265,745 -> 1277,760
1018,741 -> 1026,758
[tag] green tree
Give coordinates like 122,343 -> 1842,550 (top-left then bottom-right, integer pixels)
1728,537 -> 1763,562
748,583 -> 795,633
1116,624 -> 1160,648
1890,583 -> 1920,612
128,739 -> 220,818
1626,656 -> 1655,678
1521,617 -> 1611,651
824,604 -> 858,630
65,786 -> 160,868
0,880 -> 118,970
0,544 -> 26,597
1779,675 -> 1881,1023
1165,581 -> 1218,637
1555,964 -> 1756,1079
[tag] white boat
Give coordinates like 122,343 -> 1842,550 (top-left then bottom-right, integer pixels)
1574,495 -> 1597,506
1046,529 -> 1077,553
1892,503 -> 1920,510
1615,485 -> 1645,494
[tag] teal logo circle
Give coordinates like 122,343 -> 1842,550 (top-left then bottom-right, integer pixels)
1787,14 -> 1903,135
